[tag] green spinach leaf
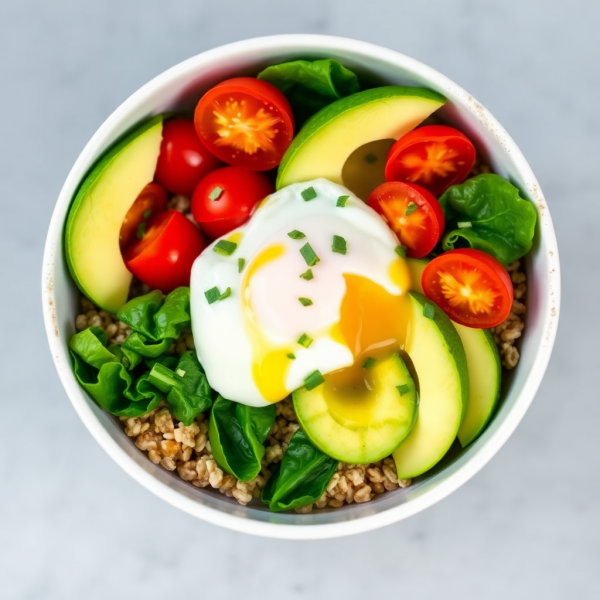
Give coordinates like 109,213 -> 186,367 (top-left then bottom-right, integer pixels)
439,174 -> 537,265
258,58 -> 360,126
261,429 -> 337,512
208,396 -> 276,482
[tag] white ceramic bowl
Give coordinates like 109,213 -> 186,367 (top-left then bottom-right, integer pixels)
41,34 -> 560,539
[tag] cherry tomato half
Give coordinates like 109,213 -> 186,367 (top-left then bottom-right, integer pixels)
367,181 -> 445,258
194,77 -> 294,171
421,249 -> 513,328
119,183 -> 168,252
191,166 -> 274,239
385,125 -> 476,197
154,119 -> 222,196
123,210 -> 206,293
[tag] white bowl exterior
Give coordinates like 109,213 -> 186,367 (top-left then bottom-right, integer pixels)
41,35 -> 560,539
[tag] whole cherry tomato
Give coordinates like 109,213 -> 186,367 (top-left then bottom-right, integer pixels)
123,210 -> 206,292
154,119 -> 221,195
194,78 -> 294,171
191,166 -> 274,239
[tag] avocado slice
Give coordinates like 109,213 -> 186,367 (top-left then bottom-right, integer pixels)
293,354 -> 418,464
65,116 -> 164,313
393,292 -> 468,479
276,86 -> 445,190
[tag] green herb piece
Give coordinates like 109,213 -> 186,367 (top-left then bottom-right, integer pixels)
142,209 -> 153,219
286,353 -> 296,360
299,243 -> 320,266
423,302 -> 435,319
213,240 -> 237,256
301,186 -> 317,201
406,202 -> 419,216
304,370 -> 325,390
364,153 -> 377,164
209,396 -> 276,482
218,287 -> 231,301
288,230 -> 306,239
298,333 -> 313,348
261,429 -> 338,512
204,287 -> 220,305
298,297 -> 313,307
176,368 -> 186,378
136,222 -> 146,239
299,268 -> 314,280
332,235 -> 347,255
238,258 -> 245,273
336,195 -> 349,207
208,186 -> 224,201
395,245 -> 407,258
457,221 -> 472,228
362,357 -> 377,370
397,384 -> 410,396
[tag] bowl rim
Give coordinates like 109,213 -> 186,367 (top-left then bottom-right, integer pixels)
41,33 -> 561,539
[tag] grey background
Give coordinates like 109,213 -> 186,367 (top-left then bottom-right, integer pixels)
1,0 -> 598,598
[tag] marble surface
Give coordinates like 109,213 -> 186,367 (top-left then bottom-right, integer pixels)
1,0 -> 599,598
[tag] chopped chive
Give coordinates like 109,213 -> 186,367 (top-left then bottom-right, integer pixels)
336,195 -> 349,207
299,243 -> 320,266
213,239 -> 237,256
457,221 -> 472,229
301,186 -> 317,201
364,153 -> 377,164
136,222 -> 146,239
288,230 -> 306,239
286,353 -> 296,360
298,297 -> 313,307
395,245 -> 407,258
204,287 -> 220,304
299,268 -> 314,281
423,302 -> 435,319
218,287 -> 231,301
208,186 -> 224,201
397,384 -> 410,396
238,258 -> 245,273
176,368 -> 186,378
142,209 -> 153,219
304,370 -> 325,390
298,333 -> 313,348
332,235 -> 347,255
406,202 -> 419,216
362,357 -> 377,370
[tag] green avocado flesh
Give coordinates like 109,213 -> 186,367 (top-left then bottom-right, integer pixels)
64,116 -> 164,314
392,293 -> 468,479
293,354 -> 418,464
276,86 -> 445,189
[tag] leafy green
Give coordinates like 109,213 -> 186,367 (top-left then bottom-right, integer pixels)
147,352 -> 213,425
208,396 -> 276,482
258,58 -> 360,126
69,327 -> 161,417
261,429 -> 338,512
439,174 -> 537,265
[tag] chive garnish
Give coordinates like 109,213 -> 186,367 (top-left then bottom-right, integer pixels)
298,297 -> 313,307
288,230 -> 306,239
176,368 -> 186,378
301,186 -> 317,201
299,268 -> 314,280
364,153 -> 377,164
204,287 -> 220,304
304,370 -> 325,390
218,287 -> 231,301
238,258 -> 245,273
213,240 -> 237,256
332,235 -> 347,255
406,202 -> 419,216
136,222 -> 146,239
423,302 -> 435,319
209,186 -> 224,201
287,353 -> 296,360
395,245 -> 407,258
298,333 -> 313,348
142,209 -> 153,219
457,221 -> 472,228
397,384 -> 410,396
299,243 -> 320,266
336,195 -> 349,207
362,357 -> 377,370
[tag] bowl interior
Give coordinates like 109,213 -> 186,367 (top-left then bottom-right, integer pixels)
43,35 -> 559,538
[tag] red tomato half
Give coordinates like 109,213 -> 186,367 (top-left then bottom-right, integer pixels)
421,249 -> 513,328
191,166 -> 274,239
367,181 -> 445,258
194,77 -> 294,171
123,210 -> 206,293
154,119 -> 222,195
385,125 -> 476,197
119,183 -> 168,251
